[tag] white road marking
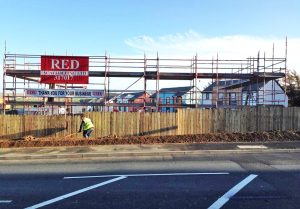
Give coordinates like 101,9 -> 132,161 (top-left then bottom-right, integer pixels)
64,172 -> 230,179
237,145 -> 267,149
24,176 -> 126,209
0,200 -> 12,203
207,174 -> 258,209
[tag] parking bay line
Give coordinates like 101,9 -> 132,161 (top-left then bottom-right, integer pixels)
207,174 -> 258,209
237,145 -> 267,149
0,200 -> 12,203
24,176 -> 126,209
64,172 -> 230,179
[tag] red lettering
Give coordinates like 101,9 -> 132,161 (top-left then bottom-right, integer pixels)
28,90 -> 37,94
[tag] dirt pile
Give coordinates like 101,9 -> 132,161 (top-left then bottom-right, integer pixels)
0,130 -> 300,148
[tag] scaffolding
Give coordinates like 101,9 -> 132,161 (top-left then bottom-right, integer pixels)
2,50 -> 287,115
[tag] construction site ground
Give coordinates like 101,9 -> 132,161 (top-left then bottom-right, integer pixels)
1,130 -> 300,148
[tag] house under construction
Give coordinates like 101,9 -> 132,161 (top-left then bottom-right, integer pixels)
2,49 -> 287,115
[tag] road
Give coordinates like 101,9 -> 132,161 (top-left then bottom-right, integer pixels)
1,151 -> 300,209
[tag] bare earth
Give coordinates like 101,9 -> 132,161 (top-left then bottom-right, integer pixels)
0,131 -> 300,148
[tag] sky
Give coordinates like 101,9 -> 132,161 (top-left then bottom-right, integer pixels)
1,0 -> 300,91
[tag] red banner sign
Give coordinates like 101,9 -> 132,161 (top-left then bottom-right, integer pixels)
40,55 -> 89,84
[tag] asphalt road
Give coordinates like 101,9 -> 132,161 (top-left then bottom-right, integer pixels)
1,151 -> 300,209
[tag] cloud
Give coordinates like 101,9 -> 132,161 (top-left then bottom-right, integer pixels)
125,31 -> 300,72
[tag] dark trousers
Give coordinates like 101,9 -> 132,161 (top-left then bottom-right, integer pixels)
83,128 -> 93,138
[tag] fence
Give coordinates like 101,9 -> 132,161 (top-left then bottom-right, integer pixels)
1,107 -> 300,139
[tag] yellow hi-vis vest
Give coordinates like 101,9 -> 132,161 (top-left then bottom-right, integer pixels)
83,118 -> 94,131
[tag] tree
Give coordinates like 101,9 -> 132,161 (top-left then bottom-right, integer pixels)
283,70 -> 300,106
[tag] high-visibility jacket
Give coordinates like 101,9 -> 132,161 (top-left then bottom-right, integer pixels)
82,118 -> 94,131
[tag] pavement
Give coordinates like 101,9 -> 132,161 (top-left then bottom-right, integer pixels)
1,141 -> 300,162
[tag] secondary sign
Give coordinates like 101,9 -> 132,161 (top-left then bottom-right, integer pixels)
40,55 -> 89,84
25,89 -> 104,98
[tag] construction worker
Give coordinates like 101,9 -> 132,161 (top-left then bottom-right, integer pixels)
78,113 -> 94,138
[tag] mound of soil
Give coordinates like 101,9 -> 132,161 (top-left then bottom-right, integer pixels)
1,131 -> 300,148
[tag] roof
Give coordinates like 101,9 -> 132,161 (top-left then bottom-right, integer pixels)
242,82 -> 264,91
151,86 -> 194,98
242,80 -> 285,92
203,79 -> 285,92
117,92 -> 148,100
203,80 -> 247,92
81,93 -> 119,103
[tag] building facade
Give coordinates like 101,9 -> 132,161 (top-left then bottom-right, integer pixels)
201,80 -> 288,108
116,92 -> 151,112
151,86 -> 201,112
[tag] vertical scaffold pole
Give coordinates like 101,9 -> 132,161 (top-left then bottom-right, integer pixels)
272,43 -> 275,105
216,54 -> 219,108
284,37 -> 288,107
263,52 -> 266,106
143,53 -> 147,111
2,42 -> 6,115
156,53 -> 160,112
190,57 -> 194,105
211,56 -> 214,107
104,52 -> 108,112
108,55 -> 111,111
195,54 -> 198,108
257,51 -> 260,105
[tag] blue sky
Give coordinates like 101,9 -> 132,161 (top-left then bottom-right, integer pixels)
1,0 -> 299,55
0,0 -> 300,90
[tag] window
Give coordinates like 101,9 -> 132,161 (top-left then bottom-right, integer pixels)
166,97 -> 170,104
205,93 -> 209,100
218,93 -> 224,99
177,96 -> 182,104
229,93 -> 237,105
202,93 -> 210,102
218,93 -> 224,105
